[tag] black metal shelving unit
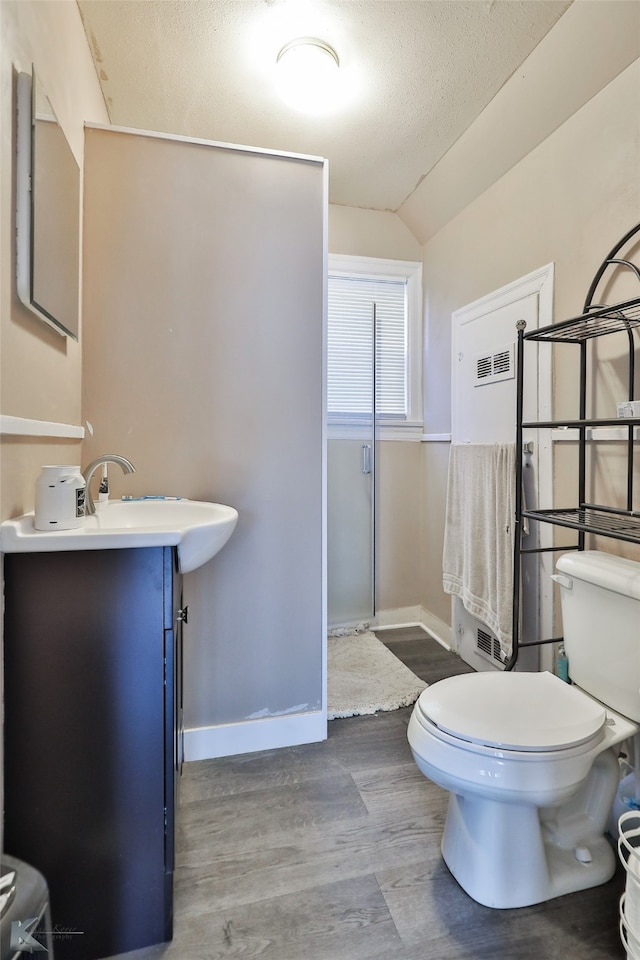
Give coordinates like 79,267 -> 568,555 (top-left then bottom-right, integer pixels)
507,223 -> 640,670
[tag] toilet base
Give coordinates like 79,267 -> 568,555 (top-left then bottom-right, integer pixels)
441,751 -> 619,910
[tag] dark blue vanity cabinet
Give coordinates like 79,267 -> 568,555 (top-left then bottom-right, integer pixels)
3,546 -> 183,960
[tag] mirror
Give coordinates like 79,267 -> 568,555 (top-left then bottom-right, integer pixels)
16,70 -> 80,340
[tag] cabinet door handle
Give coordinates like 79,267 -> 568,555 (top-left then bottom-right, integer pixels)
361,444 -> 372,475
177,606 -> 189,624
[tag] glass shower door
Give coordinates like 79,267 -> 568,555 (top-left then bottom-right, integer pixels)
327,430 -> 375,625
327,303 -> 376,627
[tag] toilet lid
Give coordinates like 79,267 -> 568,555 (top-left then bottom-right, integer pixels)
416,671 -> 607,751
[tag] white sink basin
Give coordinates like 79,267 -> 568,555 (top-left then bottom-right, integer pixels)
0,499 -> 239,573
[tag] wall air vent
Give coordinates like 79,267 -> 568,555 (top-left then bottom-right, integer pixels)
476,627 -> 505,669
476,355 -> 493,380
474,343 -> 515,387
493,349 -> 511,375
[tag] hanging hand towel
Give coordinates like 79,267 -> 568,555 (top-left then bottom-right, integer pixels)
442,442 -> 516,659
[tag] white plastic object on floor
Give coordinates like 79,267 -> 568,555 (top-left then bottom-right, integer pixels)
609,771 -> 640,836
620,908 -> 640,960
619,811 -> 640,958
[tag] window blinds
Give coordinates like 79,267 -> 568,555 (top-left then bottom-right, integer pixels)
327,274 -> 407,419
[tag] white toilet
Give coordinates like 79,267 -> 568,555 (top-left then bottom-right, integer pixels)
408,550 -> 640,909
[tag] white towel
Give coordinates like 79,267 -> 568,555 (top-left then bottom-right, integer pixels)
442,442 -> 517,659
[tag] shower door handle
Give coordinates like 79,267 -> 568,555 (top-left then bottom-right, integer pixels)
361,444 -> 372,475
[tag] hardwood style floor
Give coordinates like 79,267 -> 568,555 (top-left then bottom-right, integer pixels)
105,630 -> 626,960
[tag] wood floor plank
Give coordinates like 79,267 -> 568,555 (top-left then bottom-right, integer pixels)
179,741 -> 345,804
352,761 -> 449,820
323,710 -> 417,773
177,771 -> 368,858
168,875 -> 405,960
174,807 -> 443,915
377,857 -> 625,960
382,634 -> 474,686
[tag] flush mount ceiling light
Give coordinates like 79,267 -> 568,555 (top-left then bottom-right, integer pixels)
275,37 -> 341,115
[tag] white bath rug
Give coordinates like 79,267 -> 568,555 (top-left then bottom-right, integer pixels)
328,621 -> 371,638
328,631 -> 427,720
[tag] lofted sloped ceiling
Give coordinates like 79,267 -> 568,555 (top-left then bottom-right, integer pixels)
77,0 -> 574,214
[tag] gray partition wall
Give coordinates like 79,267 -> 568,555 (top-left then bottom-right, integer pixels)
82,126 -> 327,758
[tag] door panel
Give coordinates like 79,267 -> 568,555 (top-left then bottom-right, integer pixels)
452,288 -> 550,671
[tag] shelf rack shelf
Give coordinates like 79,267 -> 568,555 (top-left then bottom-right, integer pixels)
524,296 -> 640,343
509,222 -> 640,670
522,507 -> 640,545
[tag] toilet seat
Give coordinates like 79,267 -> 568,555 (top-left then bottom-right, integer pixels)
415,671 -> 607,753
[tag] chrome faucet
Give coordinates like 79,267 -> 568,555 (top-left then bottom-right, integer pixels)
82,455 -> 135,515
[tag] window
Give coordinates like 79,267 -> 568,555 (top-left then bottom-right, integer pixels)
327,255 -> 423,439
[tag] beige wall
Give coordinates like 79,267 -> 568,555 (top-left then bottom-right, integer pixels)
375,439 -> 423,611
419,58 -> 640,624
329,204 -> 421,261
0,0 -> 107,518
420,441 -> 451,624
82,127 -> 325,740
399,0 -> 640,245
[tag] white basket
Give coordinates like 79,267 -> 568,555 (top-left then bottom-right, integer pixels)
620,906 -> 640,960
619,812 -> 640,957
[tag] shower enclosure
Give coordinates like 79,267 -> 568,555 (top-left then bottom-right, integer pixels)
326,257 -> 420,629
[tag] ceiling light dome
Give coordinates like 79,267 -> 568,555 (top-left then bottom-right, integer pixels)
275,37 -> 341,115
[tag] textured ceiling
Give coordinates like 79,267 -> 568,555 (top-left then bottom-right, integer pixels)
77,0 -> 572,211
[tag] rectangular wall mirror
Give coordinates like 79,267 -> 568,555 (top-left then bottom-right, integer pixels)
16,69 -> 81,340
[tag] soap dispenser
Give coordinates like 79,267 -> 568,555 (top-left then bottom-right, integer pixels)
34,465 -> 86,530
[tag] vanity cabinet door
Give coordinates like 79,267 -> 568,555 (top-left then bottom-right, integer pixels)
3,546 -> 177,960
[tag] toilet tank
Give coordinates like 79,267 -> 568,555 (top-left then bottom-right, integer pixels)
555,551 -> 640,721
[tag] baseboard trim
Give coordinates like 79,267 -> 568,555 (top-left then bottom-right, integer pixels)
419,607 -> 453,650
184,606 -> 452,762
374,605 -> 452,651
184,710 -> 327,761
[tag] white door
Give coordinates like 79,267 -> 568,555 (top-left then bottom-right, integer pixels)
451,266 -> 554,672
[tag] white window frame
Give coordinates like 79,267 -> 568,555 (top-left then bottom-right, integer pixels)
327,254 -> 423,440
